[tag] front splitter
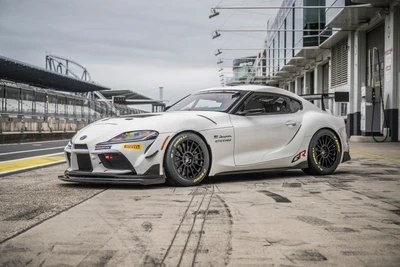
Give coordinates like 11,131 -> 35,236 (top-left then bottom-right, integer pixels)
58,172 -> 165,185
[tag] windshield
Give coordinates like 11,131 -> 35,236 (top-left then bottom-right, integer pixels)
166,90 -> 246,112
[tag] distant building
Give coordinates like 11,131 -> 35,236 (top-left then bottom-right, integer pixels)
225,56 -> 257,85
248,0 -> 399,141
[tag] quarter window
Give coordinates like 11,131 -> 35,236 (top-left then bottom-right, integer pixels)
290,98 -> 303,113
236,93 -> 291,115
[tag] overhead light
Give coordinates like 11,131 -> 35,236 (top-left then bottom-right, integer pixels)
215,49 -> 222,56
217,59 -> 223,64
219,74 -> 224,77
218,68 -> 223,72
209,8 -> 220,19
212,30 -> 221,39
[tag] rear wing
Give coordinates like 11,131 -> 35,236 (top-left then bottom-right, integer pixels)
299,93 -> 334,111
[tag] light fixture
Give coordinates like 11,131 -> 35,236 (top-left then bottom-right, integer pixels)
212,30 -> 221,39
217,59 -> 223,64
209,8 -> 220,19
218,68 -> 223,72
215,49 -> 222,56
219,74 -> 224,77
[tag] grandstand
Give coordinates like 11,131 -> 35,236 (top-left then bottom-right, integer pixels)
0,55 -> 162,133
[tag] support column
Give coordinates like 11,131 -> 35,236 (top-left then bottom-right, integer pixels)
347,31 -> 358,136
295,76 -> 302,95
315,63 -> 324,109
384,5 -> 399,141
350,30 -> 366,136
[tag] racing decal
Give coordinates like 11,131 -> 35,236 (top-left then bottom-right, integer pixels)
174,135 -> 187,147
214,134 -> 232,143
292,150 -> 306,163
123,144 -> 142,150
193,168 -> 207,183
95,145 -> 112,150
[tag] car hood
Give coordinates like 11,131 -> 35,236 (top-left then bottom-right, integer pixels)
72,111 -> 232,144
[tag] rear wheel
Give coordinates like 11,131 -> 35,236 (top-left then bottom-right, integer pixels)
302,129 -> 341,175
164,132 -> 210,186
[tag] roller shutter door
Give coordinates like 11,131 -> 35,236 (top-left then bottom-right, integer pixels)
331,37 -> 348,88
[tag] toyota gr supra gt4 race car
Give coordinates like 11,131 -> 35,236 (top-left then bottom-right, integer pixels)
59,85 -> 350,186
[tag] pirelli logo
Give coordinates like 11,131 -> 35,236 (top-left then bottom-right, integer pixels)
123,144 -> 142,150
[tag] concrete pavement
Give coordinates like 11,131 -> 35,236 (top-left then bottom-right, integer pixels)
0,141 -> 399,267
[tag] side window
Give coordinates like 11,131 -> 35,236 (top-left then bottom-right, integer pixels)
262,96 -> 290,114
290,98 -> 303,113
236,93 -> 291,115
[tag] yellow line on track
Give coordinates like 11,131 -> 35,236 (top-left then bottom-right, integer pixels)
350,149 -> 400,164
0,153 -> 66,174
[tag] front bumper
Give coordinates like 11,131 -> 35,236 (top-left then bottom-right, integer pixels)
58,170 -> 165,185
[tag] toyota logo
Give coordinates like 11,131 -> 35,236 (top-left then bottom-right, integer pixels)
79,135 -> 87,140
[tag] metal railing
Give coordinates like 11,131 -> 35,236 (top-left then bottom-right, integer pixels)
0,81 -> 145,133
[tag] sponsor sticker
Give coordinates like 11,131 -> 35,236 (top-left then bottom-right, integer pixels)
95,145 -> 112,150
123,144 -> 142,150
214,134 -> 232,143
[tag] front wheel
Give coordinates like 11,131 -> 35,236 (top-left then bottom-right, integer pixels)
164,132 -> 210,186
302,129 -> 342,175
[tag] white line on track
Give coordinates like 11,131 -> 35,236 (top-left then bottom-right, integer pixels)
0,139 -> 70,147
0,146 -> 65,156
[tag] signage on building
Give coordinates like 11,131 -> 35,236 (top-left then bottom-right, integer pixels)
385,48 -> 392,82
112,96 -> 127,105
239,62 -> 253,67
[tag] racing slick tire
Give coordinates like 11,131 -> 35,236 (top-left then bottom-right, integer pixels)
164,132 -> 210,187
301,129 -> 342,176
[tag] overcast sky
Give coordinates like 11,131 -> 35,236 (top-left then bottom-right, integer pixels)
0,0 -> 282,104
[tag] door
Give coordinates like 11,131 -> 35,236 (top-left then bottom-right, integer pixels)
229,92 -> 303,166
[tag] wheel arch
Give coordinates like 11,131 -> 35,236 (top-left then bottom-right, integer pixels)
162,130 -> 213,177
311,126 -> 344,160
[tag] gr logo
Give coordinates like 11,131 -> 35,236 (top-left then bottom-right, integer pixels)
292,150 -> 306,163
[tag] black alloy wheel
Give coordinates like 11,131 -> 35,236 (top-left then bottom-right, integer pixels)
302,129 -> 342,175
164,132 -> 210,186
315,135 -> 339,169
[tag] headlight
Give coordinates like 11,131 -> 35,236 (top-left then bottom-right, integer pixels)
101,130 -> 159,144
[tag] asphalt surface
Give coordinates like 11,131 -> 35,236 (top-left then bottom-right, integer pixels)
0,140 -> 68,161
0,142 -> 399,266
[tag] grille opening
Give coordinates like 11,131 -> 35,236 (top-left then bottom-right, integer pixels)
74,144 -> 88,149
77,154 -> 92,171
99,153 -> 135,172
66,152 -> 71,166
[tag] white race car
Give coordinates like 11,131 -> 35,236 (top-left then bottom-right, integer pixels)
59,85 -> 350,186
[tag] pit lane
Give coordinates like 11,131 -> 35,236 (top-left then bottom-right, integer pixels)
0,143 -> 399,267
